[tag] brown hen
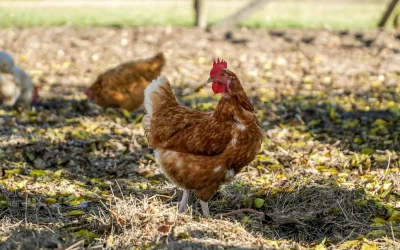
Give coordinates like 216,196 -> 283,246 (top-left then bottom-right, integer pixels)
85,52 -> 165,111
143,59 -> 263,217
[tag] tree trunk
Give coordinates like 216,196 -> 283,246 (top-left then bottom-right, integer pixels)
209,0 -> 269,32
194,0 -> 207,29
378,0 -> 399,27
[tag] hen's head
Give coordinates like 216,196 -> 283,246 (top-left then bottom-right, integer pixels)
83,86 -> 94,101
208,58 -> 230,94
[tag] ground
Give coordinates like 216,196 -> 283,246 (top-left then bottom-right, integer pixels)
0,26 -> 400,249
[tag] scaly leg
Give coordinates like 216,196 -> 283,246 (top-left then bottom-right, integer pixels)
178,189 -> 190,213
200,200 -> 210,217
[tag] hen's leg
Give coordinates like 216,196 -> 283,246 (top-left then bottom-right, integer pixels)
200,201 -> 210,217
196,185 -> 218,217
178,189 -> 190,213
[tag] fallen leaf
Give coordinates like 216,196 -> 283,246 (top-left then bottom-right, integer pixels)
30,169 -> 47,177
366,229 -> 386,238
360,243 -> 378,250
337,240 -> 360,249
53,169 -> 63,178
64,210 -> 85,216
254,198 -> 265,208
177,232 -> 191,239
315,237 -> 327,250
44,198 -> 57,204
388,210 -> 400,222
73,229 -> 98,244
361,148 -> 374,155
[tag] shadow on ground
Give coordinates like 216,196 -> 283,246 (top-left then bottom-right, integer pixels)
1,83 -> 399,248
261,91 -> 400,153
205,182 -> 391,244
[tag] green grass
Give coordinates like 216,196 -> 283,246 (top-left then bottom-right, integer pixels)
244,1 -> 390,29
0,0 -> 394,29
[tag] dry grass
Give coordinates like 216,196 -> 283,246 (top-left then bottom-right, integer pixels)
97,195 -> 270,249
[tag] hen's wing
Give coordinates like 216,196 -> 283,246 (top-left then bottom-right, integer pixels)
143,76 -> 233,156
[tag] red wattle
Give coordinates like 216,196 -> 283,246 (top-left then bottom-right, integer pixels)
212,82 -> 226,94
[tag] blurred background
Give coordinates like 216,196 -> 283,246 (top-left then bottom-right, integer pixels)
0,0 -> 398,29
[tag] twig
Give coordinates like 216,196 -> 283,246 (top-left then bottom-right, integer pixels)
89,245 -> 106,249
383,237 -> 400,246
337,200 -> 349,221
277,146 -> 289,155
59,219 -> 87,229
114,179 -> 125,200
213,208 -> 265,220
99,199 -> 125,226
148,193 -> 175,200
108,208 -> 125,225
374,156 -> 391,194
65,239 -> 85,250
57,205 -> 63,217
390,223 -> 397,242
336,228 -> 356,246
24,193 -> 28,225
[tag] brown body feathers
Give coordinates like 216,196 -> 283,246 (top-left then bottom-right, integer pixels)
143,69 -> 263,205
86,52 -> 165,111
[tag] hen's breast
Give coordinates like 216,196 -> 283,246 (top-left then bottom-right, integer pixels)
225,115 -> 264,172
155,149 -> 229,191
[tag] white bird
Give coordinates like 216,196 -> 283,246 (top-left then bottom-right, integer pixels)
0,74 -> 21,106
0,50 -> 38,107
0,50 -> 15,74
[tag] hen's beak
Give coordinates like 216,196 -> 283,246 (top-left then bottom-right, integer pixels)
84,87 -> 94,100
207,77 -> 214,83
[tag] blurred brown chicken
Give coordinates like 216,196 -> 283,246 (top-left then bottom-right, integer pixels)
84,52 -> 165,111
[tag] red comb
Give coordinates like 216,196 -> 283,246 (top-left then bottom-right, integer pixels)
210,58 -> 228,76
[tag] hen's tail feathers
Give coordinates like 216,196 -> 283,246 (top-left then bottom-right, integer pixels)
150,52 -> 165,72
143,75 -> 178,147
142,114 -> 152,145
153,52 -> 165,62
144,76 -> 178,118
